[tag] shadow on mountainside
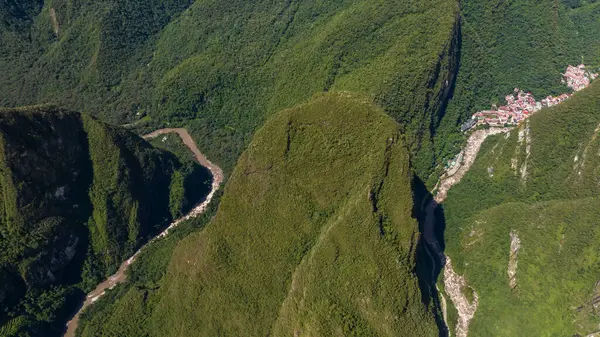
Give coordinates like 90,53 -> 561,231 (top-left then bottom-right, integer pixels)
413,175 -> 449,337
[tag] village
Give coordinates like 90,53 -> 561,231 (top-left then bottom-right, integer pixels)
446,64 -> 598,172
461,64 -> 598,131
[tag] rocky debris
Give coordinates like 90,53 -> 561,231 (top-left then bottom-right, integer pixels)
430,129 -> 509,337
510,120 -> 531,181
465,225 -> 483,248
511,157 -> 518,171
573,123 -> 600,177
54,185 -> 67,199
438,285 -> 450,336
591,280 -> 600,309
435,128 -> 511,203
49,8 -> 60,36
519,120 -> 532,184
444,257 -> 479,337
429,128 -> 513,336
508,230 -> 521,290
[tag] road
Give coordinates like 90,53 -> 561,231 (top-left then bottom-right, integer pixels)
63,128 -> 223,337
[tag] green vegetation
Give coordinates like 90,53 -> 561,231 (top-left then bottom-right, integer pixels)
569,1 -> 600,69
442,81 -> 600,335
0,106 -> 211,336
445,0 -> 600,135
149,93 -> 437,336
0,0 -> 462,180
3,1 -> 600,336
75,194 -> 219,337
77,93 -> 440,336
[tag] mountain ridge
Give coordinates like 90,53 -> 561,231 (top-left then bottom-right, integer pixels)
0,105 -> 211,336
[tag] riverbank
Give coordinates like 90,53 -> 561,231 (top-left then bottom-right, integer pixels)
63,129 -> 223,337
424,127 -> 512,337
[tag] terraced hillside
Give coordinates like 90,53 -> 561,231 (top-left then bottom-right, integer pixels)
0,106 -> 211,336
442,81 -> 600,336
0,0 -> 461,178
76,93 -> 440,337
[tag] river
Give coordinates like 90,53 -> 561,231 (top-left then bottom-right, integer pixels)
63,128 -> 223,337
422,128 -> 511,337
63,126 -> 503,337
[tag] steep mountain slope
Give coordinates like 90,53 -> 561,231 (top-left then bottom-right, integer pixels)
442,81 -> 600,335
440,0 -> 600,156
0,0 -> 460,179
76,93 -> 440,336
568,1 -> 600,68
0,106 -> 210,336
151,93 -> 436,337
0,0 -> 192,122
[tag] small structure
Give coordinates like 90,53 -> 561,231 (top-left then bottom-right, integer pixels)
461,118 -> 477,132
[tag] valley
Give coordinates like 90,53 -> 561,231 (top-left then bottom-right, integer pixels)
425,62 -> 597,336
425,128 -> 511,337
2,0 -> 600,336
64,128 -> 222,337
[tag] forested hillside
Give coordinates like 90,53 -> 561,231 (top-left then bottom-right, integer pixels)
0,0 -> 461,180
2,0 -> 598,177
2,0 -> 600,336
444,0 -> 600,128
76,93 -> 440,337
442,81 -> 600,336
0,106 -> 210,336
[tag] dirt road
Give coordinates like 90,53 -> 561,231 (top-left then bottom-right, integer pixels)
63,128 -> 223,337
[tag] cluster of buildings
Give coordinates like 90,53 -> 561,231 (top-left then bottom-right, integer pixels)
461,64 -> 597,132
563,64 -> 598,91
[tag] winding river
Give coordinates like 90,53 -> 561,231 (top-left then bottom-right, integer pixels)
423,128 -> 511,337
64,128 -> 223,337
62,125 -> 505,337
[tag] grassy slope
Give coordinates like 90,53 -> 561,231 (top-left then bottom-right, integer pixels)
443,80 -> 600,335
0,106 -> 210,336
0,0 -> 460,179
138,93 -> 437,337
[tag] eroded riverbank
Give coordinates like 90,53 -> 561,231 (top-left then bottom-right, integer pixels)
63,128 -> 223,337
423,128 -> 511,337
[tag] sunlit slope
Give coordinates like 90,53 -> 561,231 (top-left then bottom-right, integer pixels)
447,199 -> 600,336
151,0 -> 460,176
443,81 -> 600,336
444,0 -> 600,136
150,93 -> 437,337
0,0 -> 460,178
